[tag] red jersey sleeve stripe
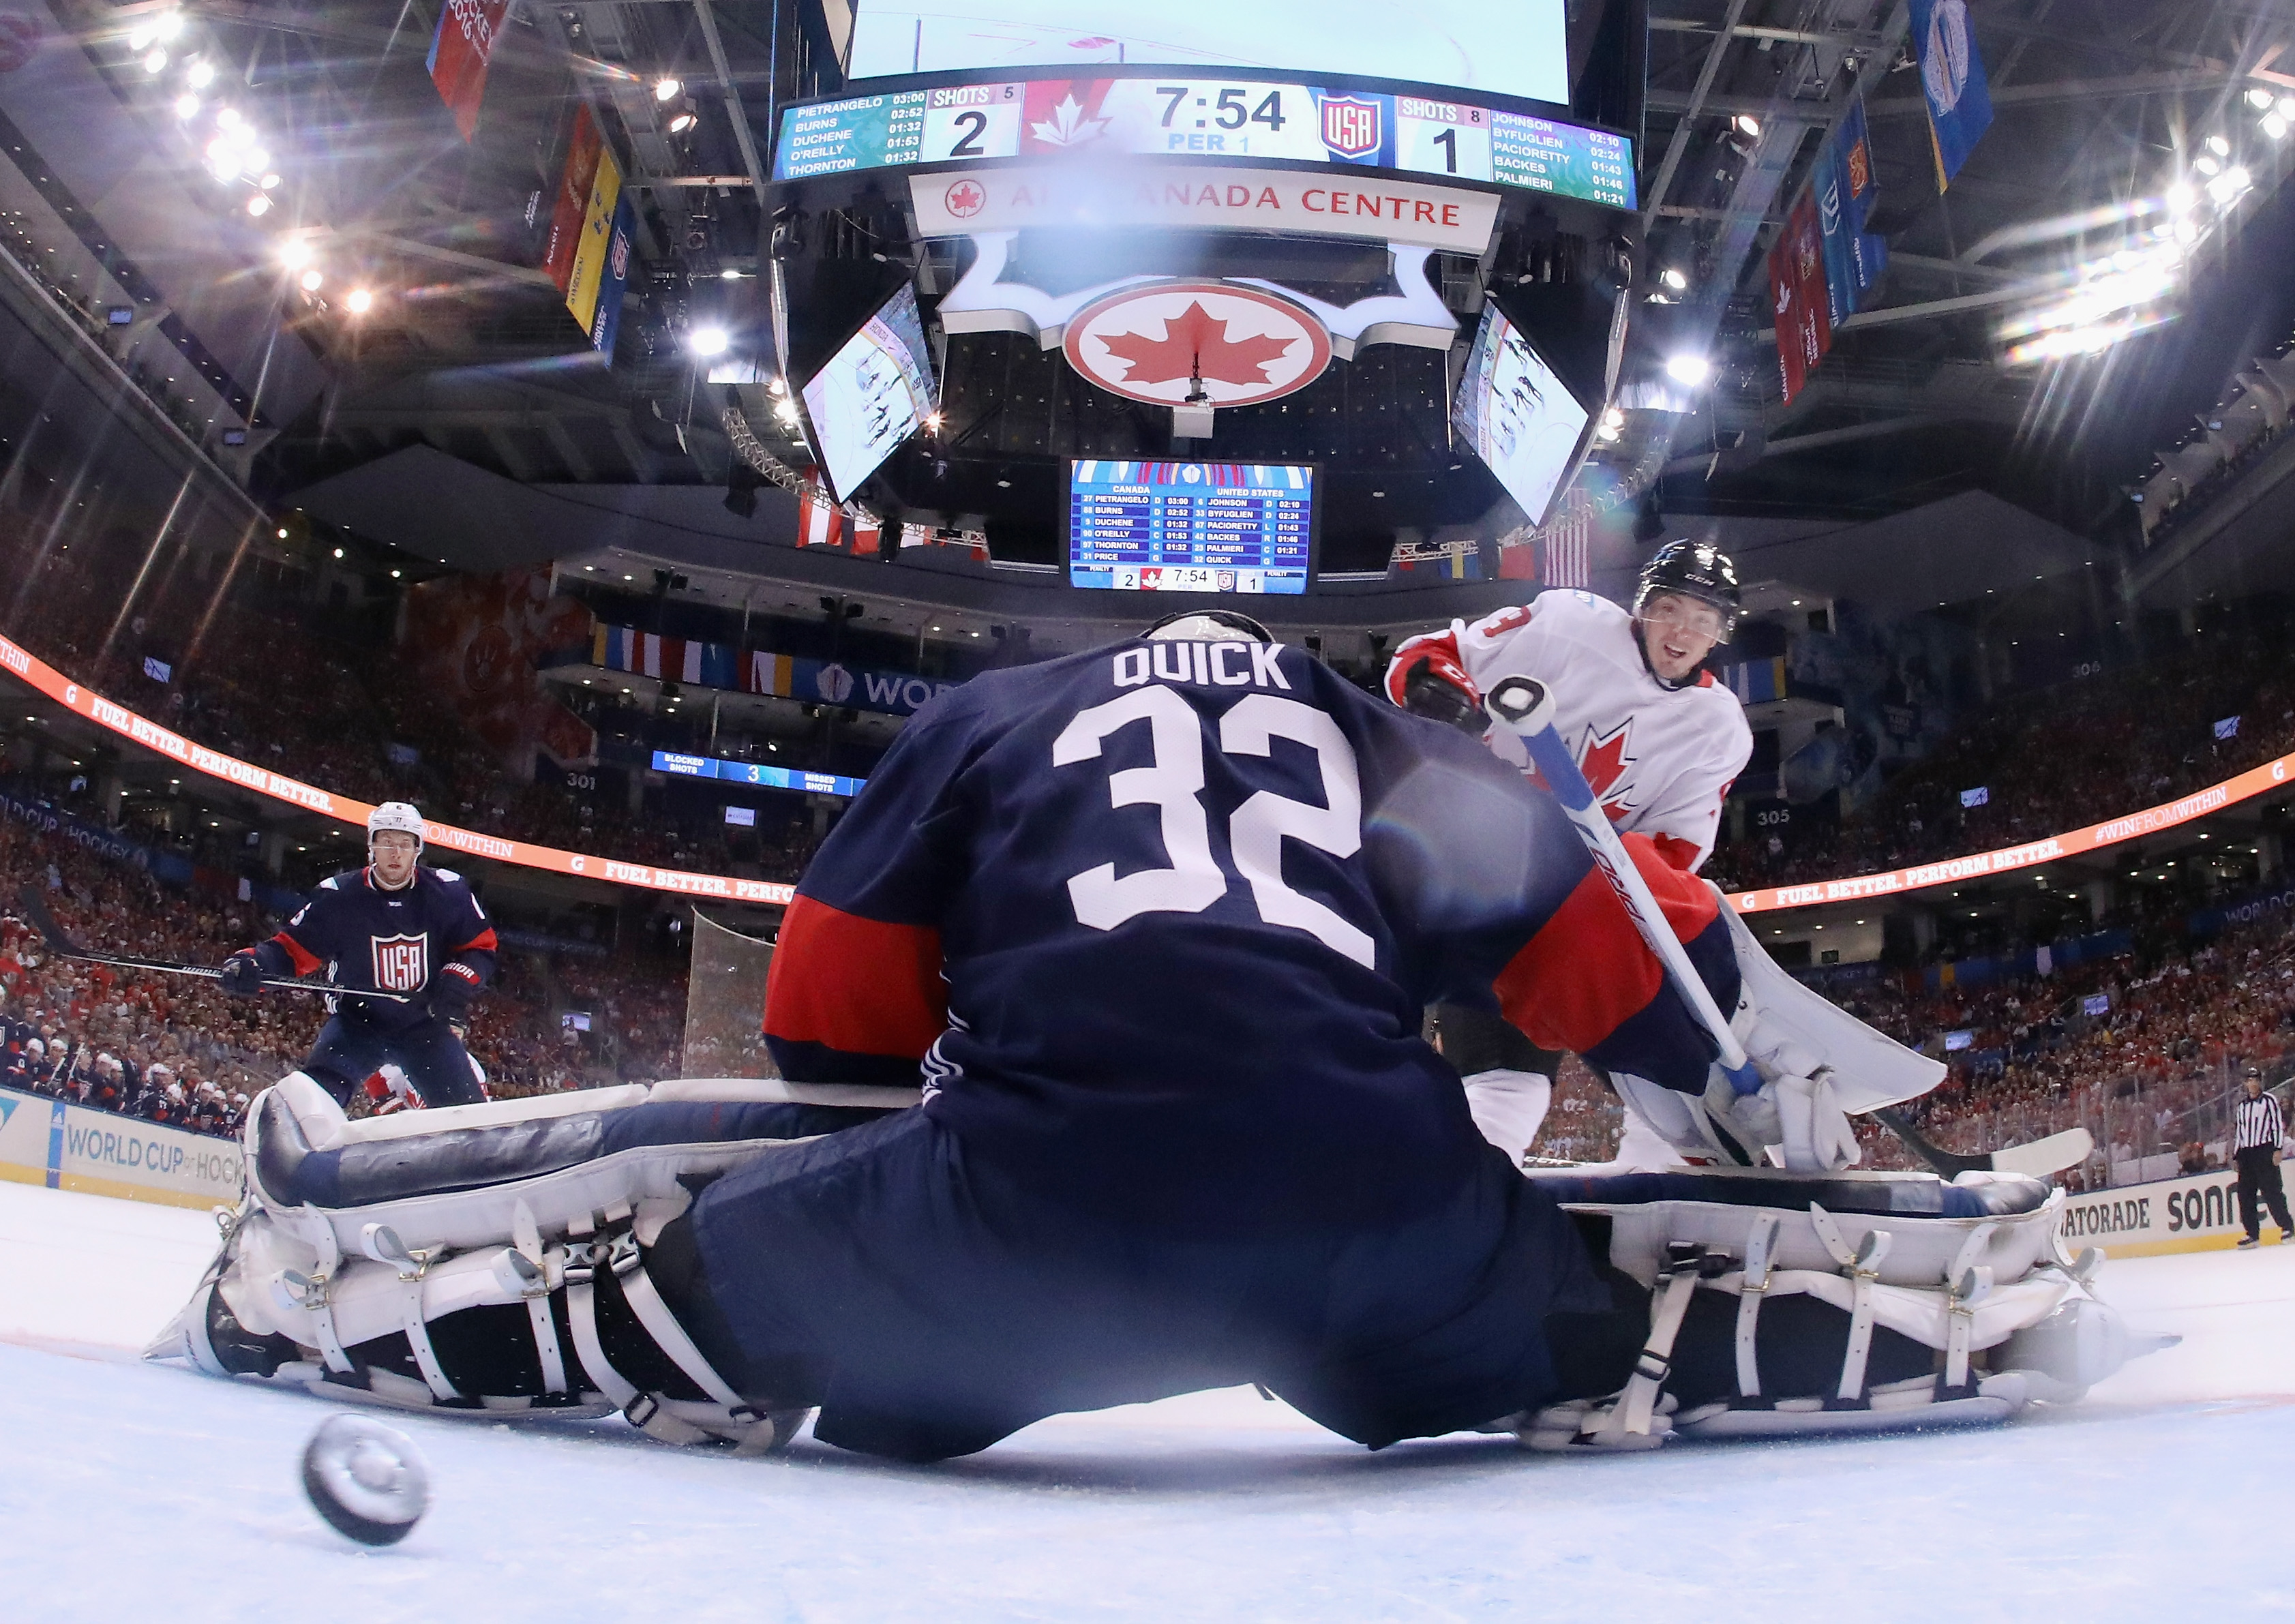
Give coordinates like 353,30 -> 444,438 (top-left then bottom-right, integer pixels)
764,895 -> 947,1060
269,931 -> 322,978
1490,832 -> 1720,1056
454,928 -> 499,954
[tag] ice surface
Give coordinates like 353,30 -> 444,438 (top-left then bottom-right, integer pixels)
4,1178 -> 2292,1621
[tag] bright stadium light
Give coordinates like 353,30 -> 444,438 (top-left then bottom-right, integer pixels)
1733,113 -> 1760,137
2265,113 -> 2290,141
654,77 -> 683,102
1664,352 -> 1712,387
245,194 -> 270,217
185,58 -> 214,89
667,106 -> 698,135
2195,153 -> 2221,177
215,106 -> 240,130
2165,179 -> 2198,212
142,48 -> 167,74
279,238 -> 313,269
346,288 -> 374,313
2249,87 -> 2276,110
2207,134 -> 2232,156
172,93 -> 198,119
300,268 -> 323,291
259,172 -> 281,190
156,10 -> 185,40
1661,266 -> 1688,291
688,326 -> 730,357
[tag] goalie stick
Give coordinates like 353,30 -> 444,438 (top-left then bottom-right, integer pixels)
12,884 -> 413,1004
1480,676 -> 2090,1179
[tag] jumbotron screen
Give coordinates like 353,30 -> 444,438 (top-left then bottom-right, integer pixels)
1452,305 -> 1590,528
799,283 -> 938,502
1069,460 -> 1312,593
844,1 -> 1572,107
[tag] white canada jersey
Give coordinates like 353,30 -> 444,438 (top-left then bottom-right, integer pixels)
1418,590 -> 1752,871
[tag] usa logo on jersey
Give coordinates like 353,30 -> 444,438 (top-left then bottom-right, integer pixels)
371,933 -> 429,993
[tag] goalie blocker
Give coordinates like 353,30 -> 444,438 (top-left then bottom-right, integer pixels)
152,1081 -> 2163,1457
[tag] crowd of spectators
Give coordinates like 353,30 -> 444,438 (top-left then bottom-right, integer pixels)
1707,626 -> 2295,895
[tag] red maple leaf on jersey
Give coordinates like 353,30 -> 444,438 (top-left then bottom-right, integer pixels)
1098,303 -> 1296,387
1578,721 -> 1638,818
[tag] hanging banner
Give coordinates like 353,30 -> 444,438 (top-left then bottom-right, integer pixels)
1816,93 -> 1889,327
1769,190 -> 1831,404
589,196 -> 636,359
543,105 -> 604,295
1909,0 -> 1994,188
565,140 -> 625,336
425,0 -> 512,142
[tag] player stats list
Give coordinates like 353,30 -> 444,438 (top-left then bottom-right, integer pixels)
1069,462 -> 1312,594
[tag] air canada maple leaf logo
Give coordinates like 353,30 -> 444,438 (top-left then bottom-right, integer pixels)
1098,302 -> 1298,387
943,179 -> 986,218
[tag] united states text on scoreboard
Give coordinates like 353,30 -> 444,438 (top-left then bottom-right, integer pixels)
775,75 -> 1634,212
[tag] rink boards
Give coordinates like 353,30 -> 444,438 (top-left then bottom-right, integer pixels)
2060,1167 -> 2289,1257
0,1085 -> 243,1210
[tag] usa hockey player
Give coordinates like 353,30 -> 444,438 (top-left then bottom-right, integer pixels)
218,802 -> 496,1108
1387,541 -> 1754,1168
158,616 -> 2135,1460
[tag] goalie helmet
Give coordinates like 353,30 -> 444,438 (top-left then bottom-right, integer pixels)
367,801 -> 425,854
1144,608 -> 1274,644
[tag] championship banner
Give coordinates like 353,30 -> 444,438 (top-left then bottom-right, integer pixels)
1816,94 -> 1887,328
0,633 -> 796,907
565,139 -> 625,337
589,196 -> 636,360
1908,0 -> 1994,189
542,105 -> 604,296
1769,191 -> 1831,405
425,0 -> 511,142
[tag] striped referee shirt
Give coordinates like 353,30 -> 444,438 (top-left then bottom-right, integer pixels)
2234,1089 -> 2287,1153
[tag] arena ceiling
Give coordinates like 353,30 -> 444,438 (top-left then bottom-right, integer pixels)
20,1 -> 2295,609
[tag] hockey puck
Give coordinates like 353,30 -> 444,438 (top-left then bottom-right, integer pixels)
300,1415 -> 431,1546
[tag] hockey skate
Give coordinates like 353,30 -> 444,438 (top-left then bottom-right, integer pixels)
1516,1164 -> 2172,1451
147,1071 -> 916,1451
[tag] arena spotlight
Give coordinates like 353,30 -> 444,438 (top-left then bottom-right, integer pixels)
157,10 -> 184,39
1660,267 -> 1689,292
185,58 -> 214,89
688,326 -> 730,357
667,102 -> 699,136
653,77 -> 683,102
279,239 -> 313,269
2249,87 -> 2277,110
142,49 -> 167,74
1732,113 -> 1760,138
346,288 -> 374,314
245,194 -> 270,217
215,106 -> 240,130
172,93 -> 198,119
1664,352 -> 1712,387
2265,114 -> 2290,141
259,172 -> 281,190
300,268 -> 323,291
2207,134 -> 2232,156
2165,180 -> 2198,212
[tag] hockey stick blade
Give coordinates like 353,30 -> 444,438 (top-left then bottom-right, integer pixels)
1872,1107 -> 2092,1179
10,883 -> 412,1003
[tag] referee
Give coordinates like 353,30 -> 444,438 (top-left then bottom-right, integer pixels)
2233,1067 -> 2293,1249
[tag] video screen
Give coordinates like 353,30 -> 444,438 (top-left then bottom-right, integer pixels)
1451,306 -> 1591,528
798,283 -> 937,502
845,1 -> 1572,108
1069,460 -> 1312,594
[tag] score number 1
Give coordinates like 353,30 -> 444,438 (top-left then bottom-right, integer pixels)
1395,100 -> 1492,181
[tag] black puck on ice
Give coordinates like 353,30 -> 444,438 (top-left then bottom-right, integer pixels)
301,1414 -> 432,1546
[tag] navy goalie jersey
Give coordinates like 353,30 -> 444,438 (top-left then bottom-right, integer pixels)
254,864 -> 498,1031
764,635 -> 1739,1234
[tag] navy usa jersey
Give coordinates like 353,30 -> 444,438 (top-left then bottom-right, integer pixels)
254,865 -> 498,1030
764,636 -> 1737,1233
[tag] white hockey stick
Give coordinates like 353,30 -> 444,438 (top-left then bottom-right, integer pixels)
1482,676 -> 1762,1098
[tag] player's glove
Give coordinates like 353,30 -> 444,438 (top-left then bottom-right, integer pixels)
429,960 -> 483,1025
219,952 -> 265,999
1390,645 -> 1485,735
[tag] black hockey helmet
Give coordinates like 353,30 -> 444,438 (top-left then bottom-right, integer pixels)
1633,539 -> 1741,638
1143,608 -> 1274,642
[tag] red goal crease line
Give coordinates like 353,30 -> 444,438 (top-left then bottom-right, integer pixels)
1726,766 -> 2279,915
0,635 -> 797,908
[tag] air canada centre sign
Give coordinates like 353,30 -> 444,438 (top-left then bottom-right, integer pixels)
1063,282 -> 1331,408
907,165 -> 1502,252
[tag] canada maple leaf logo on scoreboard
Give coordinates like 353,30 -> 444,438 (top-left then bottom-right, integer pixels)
944,179 -> 987,219
1318,94 -> 1383,160
370,933 -> 430,993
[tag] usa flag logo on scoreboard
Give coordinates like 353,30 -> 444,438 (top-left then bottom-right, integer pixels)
1317,93 -> 1385,162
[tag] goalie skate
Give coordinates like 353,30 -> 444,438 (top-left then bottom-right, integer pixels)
147,1072 -> 916,1450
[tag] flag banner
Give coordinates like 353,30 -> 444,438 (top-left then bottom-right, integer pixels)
141,656 -> 171,683
1909,0 -> 1994,187
1769,191 -> 1832,404
1816,93 -> 1889,327
425,0 -> 510,142
796,473 -> 884,554
1722,657 -> 1788,706
1388,539 -> 1482,581
1960,785 -> 1990,808
2215,715 -> 2241,740
542,106 -> 603,295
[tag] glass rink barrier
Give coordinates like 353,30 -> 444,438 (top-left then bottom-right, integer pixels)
680,911 -> 780,1080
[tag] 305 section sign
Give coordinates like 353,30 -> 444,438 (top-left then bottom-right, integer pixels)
777,74 -> 1634,211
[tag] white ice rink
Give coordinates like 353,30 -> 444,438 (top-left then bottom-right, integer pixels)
4,1177 -> 2292,1622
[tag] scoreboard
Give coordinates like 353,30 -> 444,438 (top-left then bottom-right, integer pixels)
1069,460 -> 1313,595
775,73 -> 1634,213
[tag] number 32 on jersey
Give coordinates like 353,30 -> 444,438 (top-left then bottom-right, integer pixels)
1052,687 -> 1374,967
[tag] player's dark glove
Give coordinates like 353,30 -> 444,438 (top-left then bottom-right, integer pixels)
1400,659 -> 1486,735
218,952 -> 265,999
429,961 -> 483,1025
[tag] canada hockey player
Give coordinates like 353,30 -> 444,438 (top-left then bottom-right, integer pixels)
219,802 -> 496,1108
1388,541 -> 1754,1168
156,616 -> 2141,1461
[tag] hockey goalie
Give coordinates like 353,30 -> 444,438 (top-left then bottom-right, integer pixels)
151,614 -> 2151,1460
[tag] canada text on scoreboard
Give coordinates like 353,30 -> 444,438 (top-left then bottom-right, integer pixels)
775,72 -> 1634,212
